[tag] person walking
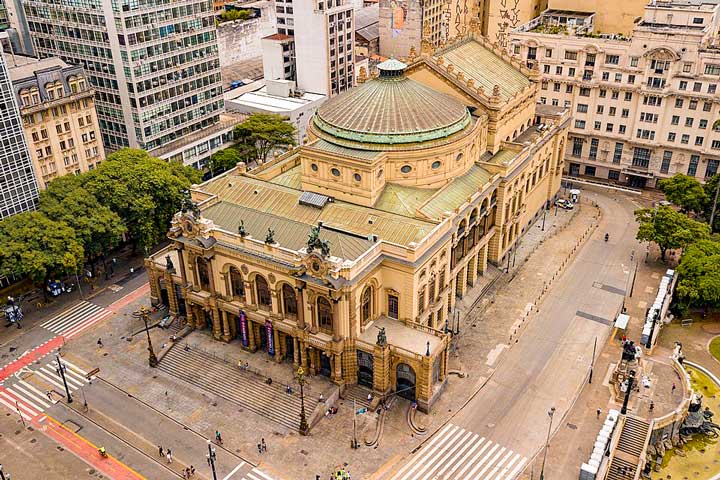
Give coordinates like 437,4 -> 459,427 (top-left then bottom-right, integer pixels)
190,465 -> 195,476
261,438 -> 267,452
257,443 -> 262,454
46,390 -> 53,402
97,338 -> 103,348
672,382 -> 676,394
215,430 -> 222,444
596,408 -> 602,419
158,445 -> 164,457
166,449 -> 172,464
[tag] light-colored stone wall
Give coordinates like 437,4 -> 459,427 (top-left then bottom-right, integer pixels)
216,8 -> 277,68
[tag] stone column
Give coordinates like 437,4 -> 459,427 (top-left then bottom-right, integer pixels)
211,307 -> 221,340
270,289 -> 280,315
293,337 -> 300,367
176,246 -> 187,285
206,258 -> 217,296
221,310 -> 231,342
184,298 -> 195,328
295,287 -> 305,329
417,355 -> 433,413
147,266 -> 160,304
373,344 -> 391,394
331,297 -> 341,342
244,280 -> 254,305
332,353 -> 343,384
273,327 -> 282,363
165,271 -> 179,316
248,320 -> 257,352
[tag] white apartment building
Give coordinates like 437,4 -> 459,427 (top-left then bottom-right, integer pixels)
24,0 -> 227,168
274,0 -> 355,96
510,0 -> 720,188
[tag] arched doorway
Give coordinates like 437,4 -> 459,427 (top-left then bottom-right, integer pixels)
357,350 -> 374,388
396,363 -> 416,401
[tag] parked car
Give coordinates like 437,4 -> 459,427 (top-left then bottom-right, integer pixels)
555,199 -> 574,210
229,80 -> 245,89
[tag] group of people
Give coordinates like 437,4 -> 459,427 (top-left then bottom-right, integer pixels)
331,467 -> 352,479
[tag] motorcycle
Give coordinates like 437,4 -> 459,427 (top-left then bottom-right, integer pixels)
98,447 -> 108,458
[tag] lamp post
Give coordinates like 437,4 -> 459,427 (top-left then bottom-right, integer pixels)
539,406 -> 556,480
206,440 -> 217,480
56,355 -> 73,404
134,306 -> 158,367
296,366 -> 309,435
621,370 -> 636,415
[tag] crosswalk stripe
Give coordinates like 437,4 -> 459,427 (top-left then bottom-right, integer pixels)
400,425 -> 460,480
391,423 -> 455,480
0,390 -> 39,418
41,302 -> 91,327
40,366 -> 83,389
453,439 -> 494,479
14,380 -> 53,405
221,461 -> 246,480
0,395 -> 34,421
502,455 -> 527,480
432,433 -> 480,479
497,453 -> 522,480
47,363 -> 86,388
49,358 -> 89,377
481,449 -> 514,480
32,368 -> 65,390
407,427 -> 469,480
443,436 -> 486,479
9,382 -> 51,411
463,445 -> 505,480
246,473 -> 265,480
248,469 -> 274,480
63,310 -> 113,339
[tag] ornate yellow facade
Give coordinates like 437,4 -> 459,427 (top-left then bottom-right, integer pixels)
146,32 -> 570,411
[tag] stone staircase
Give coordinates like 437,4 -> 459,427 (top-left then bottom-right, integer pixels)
606,416 -> 651,480
159,346 -> 318,430
341,384 -> 372,410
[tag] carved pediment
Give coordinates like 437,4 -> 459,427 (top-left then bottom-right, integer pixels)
169,211 -> 215,241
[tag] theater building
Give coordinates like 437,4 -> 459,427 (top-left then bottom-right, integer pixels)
145,29 -> 570,411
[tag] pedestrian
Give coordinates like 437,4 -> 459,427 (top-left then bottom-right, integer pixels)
257,443 -> 262,454
190,465 -> 195,476
367,393 -> 373,403
215,430 -> 222,444
166,449 -> 172,463
596,408 -> 602,419
97,338 -> 103,348
46,390 -> 53,402
261,438 -> 267,452
672,382 -> 676,394
158,445 -> 164,457
182,469 -> 188,480
319,393 -> 324,403
185,467 -> 191,479
649,401 -> 655,411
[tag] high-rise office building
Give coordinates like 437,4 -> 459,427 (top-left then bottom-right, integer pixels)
24,0 -> 226,165
273,0 -> 355,96
0,51 -> 38,218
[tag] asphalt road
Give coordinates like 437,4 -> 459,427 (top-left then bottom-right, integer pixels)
452,187 -> 643,459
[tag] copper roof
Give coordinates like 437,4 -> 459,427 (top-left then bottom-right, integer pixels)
313,72 -> 471,145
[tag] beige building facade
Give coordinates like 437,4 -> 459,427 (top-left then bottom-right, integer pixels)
146,32 -> 569,411
510,1 -> 720,187
7,55 -> 104,189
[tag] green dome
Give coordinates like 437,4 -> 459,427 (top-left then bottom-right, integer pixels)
313,62 -> 471,146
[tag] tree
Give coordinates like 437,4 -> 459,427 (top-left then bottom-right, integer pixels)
635,206 -> 711,260
657,174 -> 708,214
218,9 -> 252,22
675,239 -> 720,308
234,113 -> 296,163
39,175 -> 126,270
208,147 -> 243,176
0,212 -> 84,300
81,149 -> 201,254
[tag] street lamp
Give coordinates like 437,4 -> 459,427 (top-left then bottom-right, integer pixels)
296,366 -> 309,435
56,355 -> 73,404
539,406 -> 556,480
206,440 -> 217,480
621,370 -> 636,415
134,306 -> 158,367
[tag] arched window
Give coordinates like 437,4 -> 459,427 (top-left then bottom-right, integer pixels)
229,267 -> 244,299
197,258 -> 210,290
317,297 -> 333,331
469,208 -> 478,225
256,275 -> 271,308
457,219 -> 467,235
361,287 -> 372,324
282,284 -> 297,316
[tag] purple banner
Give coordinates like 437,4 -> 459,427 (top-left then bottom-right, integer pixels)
265,319 -> 275,355
239,311 -> 248,347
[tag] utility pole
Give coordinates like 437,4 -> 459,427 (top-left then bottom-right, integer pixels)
0,463 -> 9,480
588,337 -> 597,384
621,370 -> 636,415
206,440 -> 217,480
541,203 -> 547,231
539,406 -> 556,480
56,355 -> 73,403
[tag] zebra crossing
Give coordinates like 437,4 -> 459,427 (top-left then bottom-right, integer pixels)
221,461 -> 277,480
41,301 -> 113,338
242,467 -> 277,480
0,358 -> 89,421
390,423 -> 527,480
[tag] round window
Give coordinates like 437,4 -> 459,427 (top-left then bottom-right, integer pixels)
353,173 -> 362,182
431,161 -> 441,170
311,163 -> 318,172
401,165 -> 412,174
456,153 -> 464,162
331,168 -> 341,177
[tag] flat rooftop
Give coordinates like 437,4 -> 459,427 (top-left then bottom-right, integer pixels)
6,55 -> 69,82
358,316 -> 443,356
227,86 -> 325,113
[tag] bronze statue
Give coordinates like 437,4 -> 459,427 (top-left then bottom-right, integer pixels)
238,220 -> 247,237
307,225 -> 331,257
180,189 -> 200,218
165,254 -> 174,272
376,326 -> 387,347
265,228 -> 275,244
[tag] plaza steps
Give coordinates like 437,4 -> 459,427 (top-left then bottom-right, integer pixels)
158,346 -> 318,430
605,416 -> 651,480
341,384 -> 372,410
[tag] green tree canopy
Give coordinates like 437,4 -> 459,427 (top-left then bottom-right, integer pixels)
0,212 -> 84,295
39,175 -> 126,265
208,147 -> 243,175
658,174 -> 708,214
218,9 -> 252,23
81,149 -> 201,254
635,206 -> 711,260
676,239 -> 720,308
234,113 -> 296,162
